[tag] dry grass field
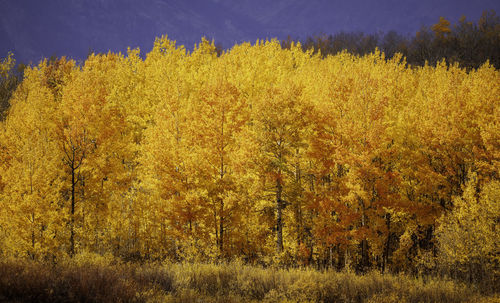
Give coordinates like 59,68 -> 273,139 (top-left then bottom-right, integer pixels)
1,256 -> 497,303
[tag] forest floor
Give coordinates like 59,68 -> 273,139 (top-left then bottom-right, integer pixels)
0,257 -> 498,303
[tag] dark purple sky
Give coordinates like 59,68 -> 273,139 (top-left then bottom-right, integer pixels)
1,0 -> 499,64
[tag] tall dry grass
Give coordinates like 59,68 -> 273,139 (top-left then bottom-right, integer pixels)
0,255 -> 495,303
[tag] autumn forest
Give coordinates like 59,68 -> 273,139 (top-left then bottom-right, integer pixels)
0,14 -> 499,303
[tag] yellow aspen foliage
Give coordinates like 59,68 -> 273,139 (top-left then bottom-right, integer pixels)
191,71 -> 250,256
56,53 -> 134,256
437,172 -> 499,267
0,36 -> 498,274
251,78 -> 310,255
0,59 -> 73,259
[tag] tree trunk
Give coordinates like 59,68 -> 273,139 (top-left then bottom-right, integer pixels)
219,203 -> 224,252
276,178 -> 284,253
214,207 -> 219,249
70,161 -> 75,257
359,197 -> 369,271
382,213 -> 391,273
219,113 -> 225,253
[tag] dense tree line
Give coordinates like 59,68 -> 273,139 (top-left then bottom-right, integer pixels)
286,10 -> 500,70
0,26 -> 498,292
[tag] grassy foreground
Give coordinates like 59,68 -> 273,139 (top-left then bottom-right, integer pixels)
0,257 -> 497,303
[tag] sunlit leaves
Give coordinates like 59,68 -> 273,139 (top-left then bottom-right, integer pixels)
0,37 -> 498,272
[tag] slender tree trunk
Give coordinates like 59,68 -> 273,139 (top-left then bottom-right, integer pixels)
219,110 -> 225,253
214,207 -> 219,248
382,213 -> 391,273
29,169 -> 35,259
345,247 -> 350,270
219,201 -> 224,252
31,212 -> 35,260
329,246 -> 333,268
70,161 -> 75,257
359,197 -> 369,270
276,178 -> 284,253
295,155 -> 302,249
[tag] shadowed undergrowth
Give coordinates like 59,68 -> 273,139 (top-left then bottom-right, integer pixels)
0,258 -> 496,303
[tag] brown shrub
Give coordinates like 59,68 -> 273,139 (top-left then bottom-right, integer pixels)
0,260 -> 139,303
